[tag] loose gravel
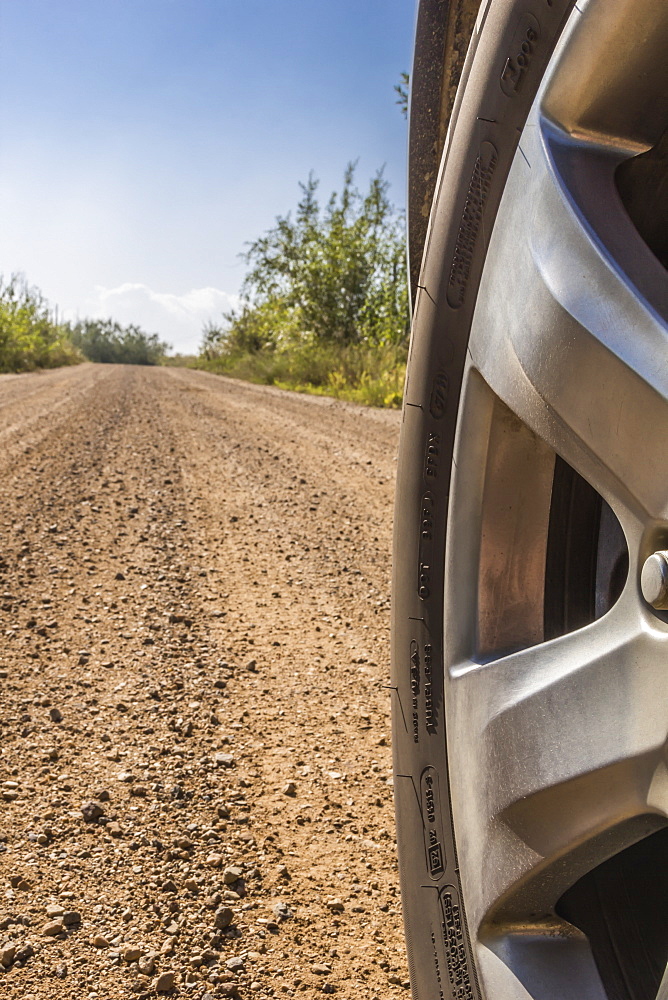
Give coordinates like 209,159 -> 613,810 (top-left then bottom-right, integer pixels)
0,364 -> 407,999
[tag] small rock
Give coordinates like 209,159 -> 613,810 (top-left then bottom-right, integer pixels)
276,864 -> 289,879
226,956 -> 245,972
46,904 -> 65,918
215,753 -> 235,768
214,906 -> 233,929
15,943 -> 34,963
62,910 -> 82,926
246,659 -> 257,672
223,866 -> 243,885
322,985 -> 337,994
92,934 -> 110,948
206,853 -> 223,868
311,964 -> 331,975
326,898 -> 344,913
49,708 -> 63,723
123,945 -> 144,963
81,801 -> 105,823
283,781 -> 297,796
184,878 -> 199,893
162,879 -> 178,894
272,901 -> 293,922
138,954 -> 155,975
0,943 -> 16,968
154,970 -> 176,992
42,919 -> 65,936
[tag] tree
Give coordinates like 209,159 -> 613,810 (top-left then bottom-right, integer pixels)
70,319 -> 170,365
207,162 -> 408,355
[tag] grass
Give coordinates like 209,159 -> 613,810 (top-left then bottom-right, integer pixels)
196,338 -> 406,408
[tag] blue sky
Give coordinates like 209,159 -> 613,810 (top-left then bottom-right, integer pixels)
0,0 -> 413,353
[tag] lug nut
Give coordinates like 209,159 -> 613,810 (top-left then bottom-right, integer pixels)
640,550 -> 668,610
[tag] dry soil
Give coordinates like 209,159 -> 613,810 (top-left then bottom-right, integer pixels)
0,363 -> 407,999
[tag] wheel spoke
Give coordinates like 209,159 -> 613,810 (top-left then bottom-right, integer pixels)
447,615 -> 668,931
468,109 -> 668,520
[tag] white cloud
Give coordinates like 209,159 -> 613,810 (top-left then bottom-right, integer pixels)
75,282 -> 240,355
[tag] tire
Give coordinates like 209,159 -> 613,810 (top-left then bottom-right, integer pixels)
391,2 -> 668,999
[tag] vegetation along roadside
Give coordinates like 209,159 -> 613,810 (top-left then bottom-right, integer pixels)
196,163 -> 410,409
0,274 -> 170,372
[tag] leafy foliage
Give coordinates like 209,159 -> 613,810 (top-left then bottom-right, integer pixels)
239,163 -> 408,346
394,72 -> 409,119
198,335 -> 406,408
0,274 -> 81,372
200,164 -> 409,405
69,319 -> 170,366
0,274 -> 170,372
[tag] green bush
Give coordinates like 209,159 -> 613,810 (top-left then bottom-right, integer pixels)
199,164 -> 409,407
70,319 -> 170,365
0,274 -> 82,373
198,336 -> 406,408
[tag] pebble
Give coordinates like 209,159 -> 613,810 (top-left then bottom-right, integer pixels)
63,910 -> 82,926
326,898 -> 344,912
283,781 -> 297,796
154,970 -> 176,992
92,935 -> 110,948
311,963 -> 331,975
138,954 -> 155,975
223,866 -> 243,885
225,956 -> 245,971
81,800 -> 105,823
272,901 -> 293,922
215,753 -> 235,768
0,943 -> 16,968
214,906 -> 234,929
42,919 -> 65,936
49,707 -> 63,723
123,945 -> 144,962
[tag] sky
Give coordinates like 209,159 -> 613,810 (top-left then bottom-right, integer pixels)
0,0 -> 414,354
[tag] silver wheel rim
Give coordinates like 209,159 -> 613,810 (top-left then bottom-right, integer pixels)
442,1 -> 668,996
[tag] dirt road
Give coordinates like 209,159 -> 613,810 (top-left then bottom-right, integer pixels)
0,364 -> 406,999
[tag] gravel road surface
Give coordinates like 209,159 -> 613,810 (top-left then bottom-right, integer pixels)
0,364 -> 406,999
